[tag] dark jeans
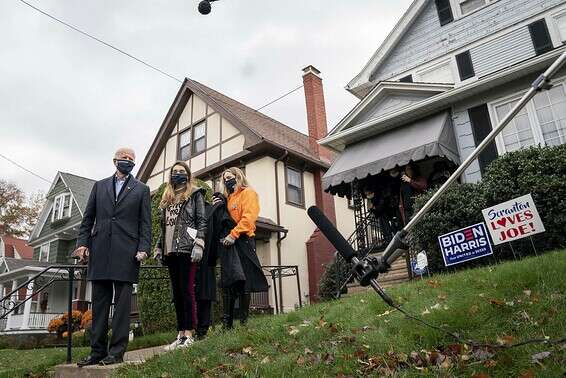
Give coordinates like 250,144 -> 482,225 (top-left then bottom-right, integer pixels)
165,254 -> 198,331
90,280 -> 132,359
196,300 -> 212,338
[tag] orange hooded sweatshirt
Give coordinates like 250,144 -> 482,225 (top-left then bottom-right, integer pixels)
227,187 -> 260,239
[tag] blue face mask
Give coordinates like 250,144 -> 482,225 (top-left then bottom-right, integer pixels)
171,173 -> 188,186
116,159 -> 135,174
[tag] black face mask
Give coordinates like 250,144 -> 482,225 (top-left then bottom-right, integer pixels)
171,173 -> 188,186
116,159 -> 135,174
224,178 -> 237,193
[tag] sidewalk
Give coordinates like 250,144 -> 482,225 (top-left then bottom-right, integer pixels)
54,345 -> 166,378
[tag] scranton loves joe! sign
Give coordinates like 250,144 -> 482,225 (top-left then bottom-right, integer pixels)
438,223 -> 493,266
481,194 -> 545,245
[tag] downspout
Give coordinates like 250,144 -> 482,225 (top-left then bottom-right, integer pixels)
274,150 -> 288,312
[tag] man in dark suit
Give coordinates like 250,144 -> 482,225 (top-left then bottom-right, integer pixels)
73,147 -> 151,367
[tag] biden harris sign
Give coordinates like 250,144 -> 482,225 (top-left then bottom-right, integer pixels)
438,223 -> 493,267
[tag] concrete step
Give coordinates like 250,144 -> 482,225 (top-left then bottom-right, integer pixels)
54,345 -> 166,378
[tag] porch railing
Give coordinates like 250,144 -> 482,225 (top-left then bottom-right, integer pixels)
28,312 -> 61,329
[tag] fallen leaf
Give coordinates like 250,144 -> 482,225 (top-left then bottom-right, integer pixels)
472,348 -> 495,361
426,280 -> 441,288
421,308 -> 431,315
469,305 -> 480,314
523,290 -> 532,297
518,369 -> 535,378
497,335 -> 515,345
296,356 -> 307,366
471,373 -> 490,378
242,347 -> 255,356
261,356 -> 271,364
484,359 -> 497,368
430,303 -> 442,310
531,351 -> 551,364
437,294 -> 447,301
288,326 -> 300,336
304,347 -> 313,355
319,317 -> 328,327
489,299 -> 505,306
377,310 -> 392,317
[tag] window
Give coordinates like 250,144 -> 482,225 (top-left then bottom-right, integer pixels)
459,0 -> 486,15
468,104 -> 498,173
555,12 -> 566,42
193,122 -> 206,155
455,51 -> 475,81
529,19 -> 553,56
435,0 -> 454,26
399,74 -> 413,83
416,60 -> 454,83
493,83 -> 566,153
178,121 -> 206,161
285,167 -> 304,207
51,193 -> 72,222
179,129 -> 192,161
39,243 -> 49,262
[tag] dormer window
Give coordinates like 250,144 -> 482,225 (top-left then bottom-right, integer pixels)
458,0 -> 486,16
52,193 -> 72,222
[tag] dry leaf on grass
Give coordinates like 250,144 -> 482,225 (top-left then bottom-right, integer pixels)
426,280 -> 441,288
531,351 -> 551,364
518,369 -> 535,378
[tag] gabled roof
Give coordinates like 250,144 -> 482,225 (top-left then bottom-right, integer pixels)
1,235 -> 33,259
1,257 -> 52,271
324,81 -> 453,150
29,172 -> 96,242
138,78 -> 330,182
347,0 -> 429,97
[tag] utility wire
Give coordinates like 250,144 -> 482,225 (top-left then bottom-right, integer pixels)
0,153 -> 52,184
16,0 -> 183,83
256,84 -> 304,111
17,0 -> 304,111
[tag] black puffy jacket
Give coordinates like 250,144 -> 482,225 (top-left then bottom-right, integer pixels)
156,187 -> 207,255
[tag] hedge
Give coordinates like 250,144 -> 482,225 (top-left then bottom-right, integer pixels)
410,145 -> 566,272
137,180 -> 213,335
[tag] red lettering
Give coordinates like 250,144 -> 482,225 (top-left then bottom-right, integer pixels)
524,210 -> 533,220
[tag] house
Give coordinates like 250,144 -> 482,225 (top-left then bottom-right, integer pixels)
319,0 -> 566,243
0,172 -> 95,333
136,66 -> 356,310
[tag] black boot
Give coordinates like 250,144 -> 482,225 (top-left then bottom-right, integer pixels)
222,291 -> 235,330
239,292 -> 251,326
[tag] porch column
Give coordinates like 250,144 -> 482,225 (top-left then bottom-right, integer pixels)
5,280 -> 18,329
22,276 -> 34,330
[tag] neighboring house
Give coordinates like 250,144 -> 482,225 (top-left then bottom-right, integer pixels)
321,0 -> 566,195
136,66 -> 355,311
0,172 -> 95,333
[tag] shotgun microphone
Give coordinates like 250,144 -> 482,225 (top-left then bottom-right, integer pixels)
307,206 -> 356,262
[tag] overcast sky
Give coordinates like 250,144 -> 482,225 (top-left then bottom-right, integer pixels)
0,0 -> 411,195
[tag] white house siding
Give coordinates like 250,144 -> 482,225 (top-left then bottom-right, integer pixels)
355,93 -> 434,125
370,0 -> 564,82
452,66 -> 566,183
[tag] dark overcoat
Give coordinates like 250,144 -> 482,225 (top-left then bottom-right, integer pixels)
76,175 -> 152,283
209,194 -> 268,293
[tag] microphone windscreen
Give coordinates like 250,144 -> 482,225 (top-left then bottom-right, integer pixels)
307,206 -> 356,262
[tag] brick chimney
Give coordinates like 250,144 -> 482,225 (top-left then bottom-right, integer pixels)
303,65 -> 338,302
0,224 -> 5,236
302,65 -> 332,162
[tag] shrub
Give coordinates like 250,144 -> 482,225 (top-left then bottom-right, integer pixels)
410,145 -> 566,272
318,255 -> 350,301
47,311 -> 83,338
138,180 -> 213,334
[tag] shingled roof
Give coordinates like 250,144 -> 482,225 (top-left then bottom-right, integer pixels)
138,78 -> 332,181
59,172 -> 96,214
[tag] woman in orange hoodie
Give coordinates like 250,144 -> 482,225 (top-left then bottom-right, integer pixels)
213,167 -> 268,329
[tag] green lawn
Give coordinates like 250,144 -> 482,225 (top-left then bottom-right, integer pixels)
115,250 -> 566,377
0,331 -> 175,378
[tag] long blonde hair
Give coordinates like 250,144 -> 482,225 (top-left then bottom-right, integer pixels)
160,161 -> 194,209
219,167 -> 250,197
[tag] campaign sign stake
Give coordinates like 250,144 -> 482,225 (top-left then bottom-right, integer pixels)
438,223 -> 493,267
482,194 -> 545,245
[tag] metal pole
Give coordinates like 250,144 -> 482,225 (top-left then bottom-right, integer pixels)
295,266 -> 302,308
66,267 -> 74,364
271,270 -> 279,315
404,52 -> 566,234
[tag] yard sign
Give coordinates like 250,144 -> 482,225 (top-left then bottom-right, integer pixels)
481,194 -> 545,245
438,223 -> 493,267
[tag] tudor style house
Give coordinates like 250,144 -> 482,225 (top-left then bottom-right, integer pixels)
0,172 -> 95,333
321,0 -> 566,191
136,67 -> 356,311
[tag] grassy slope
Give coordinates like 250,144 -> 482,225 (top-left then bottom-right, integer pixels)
0,331 -> 175,378
116,251 -> 566,377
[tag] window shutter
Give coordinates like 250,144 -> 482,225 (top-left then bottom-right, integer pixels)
435,0 -> 454,26
399,74 -> 413,83
468,104 -> 498,174
456,51 -> 475,80
529,19 -> 553,56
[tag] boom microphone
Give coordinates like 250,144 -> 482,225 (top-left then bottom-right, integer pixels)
307,206 -> 356,262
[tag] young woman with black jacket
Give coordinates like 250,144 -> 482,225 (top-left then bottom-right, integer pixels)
154,161 -> 207,350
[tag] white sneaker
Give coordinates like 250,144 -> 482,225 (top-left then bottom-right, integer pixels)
177,335 -> 194,348
164,337 -> 182,351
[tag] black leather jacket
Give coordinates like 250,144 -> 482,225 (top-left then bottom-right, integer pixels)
157,187 -> 207,255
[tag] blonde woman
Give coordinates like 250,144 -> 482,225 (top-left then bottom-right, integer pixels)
154,161 -> 206,350
212,167 -> 268,329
